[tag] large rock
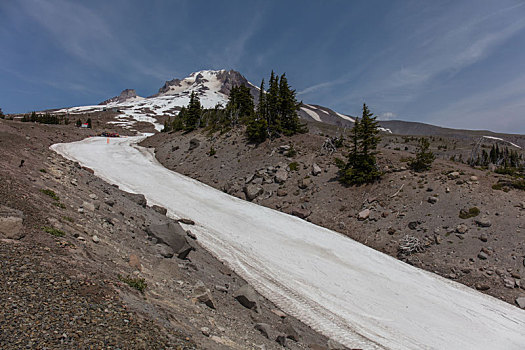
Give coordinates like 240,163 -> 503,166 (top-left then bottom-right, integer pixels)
283,323 -> 302,342
243,185 -> 263,201
254,323 -> 271,339
516,296 -> 525,309
291,208 -> 311,219
475,217 -> 492,227
234,284 -> 260,312
188,138 -> 200,151
0,206 -> 24,240
82,201 -> 95,212
478,251 -> 488,260
327,339 -> 347,350
312,163 -> 322,176
298,177 -> 312,189
276,189 -> 288,197
448,171 -> 460,179
155,243 -> 174,258
151,205 -> 168,215
456,224 -> 469,234
357,209 -> 370,221
274,169 -> 288,184
193,281 -> 216,309
427,196 -> 438,204
124,192 -> 147,207
146,221 -> 193,259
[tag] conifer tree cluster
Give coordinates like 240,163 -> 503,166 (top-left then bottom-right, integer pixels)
162,71 -> 307,142
472,143 -> 523,169
247,71 -> 307,141
21,111 -> 69,125
0,108 -> 4,119
336,104 -> 381,185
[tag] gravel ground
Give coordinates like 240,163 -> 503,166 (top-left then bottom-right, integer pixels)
0,240 -> 196,350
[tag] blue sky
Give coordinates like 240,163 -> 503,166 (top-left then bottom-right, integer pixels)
2,0 -> 525,134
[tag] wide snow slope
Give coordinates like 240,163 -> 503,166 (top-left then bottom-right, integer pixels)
51,136 -> 525,350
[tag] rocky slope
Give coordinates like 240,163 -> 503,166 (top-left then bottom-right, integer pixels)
0,119 -> 334,350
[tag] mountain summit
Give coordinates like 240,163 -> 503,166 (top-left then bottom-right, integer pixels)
151,69 -> 258,100
61,69 -> 359,131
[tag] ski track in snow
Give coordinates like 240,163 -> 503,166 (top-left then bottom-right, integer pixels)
51,137 -> 525,350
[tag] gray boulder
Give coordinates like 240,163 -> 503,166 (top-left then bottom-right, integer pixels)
193,281 -> 216,309
291,207 -> 311,219
234,284 -> 260,312
327,339 -> 347,350
478,251 -> 488,260
276,334 -> 287,347
146,221 -> 194,259
475,217 -> 492,227
312,163 -> 322,176
516,296 -> 525,309
298,177 -> 311,189
448,171 -> 460,179
283,323 -> 302,342
358,209 -> 370,221
152,205 -> 168,215
427,196 -> 438,204
243,185 -> 263,201
188,138 -> 200,151
274,169 -> 288,184
254,323 -> 271,339
124,192 -> 147,207
155,243 -> 174,258
456,224 -> 468,234
82,201 -> 95,212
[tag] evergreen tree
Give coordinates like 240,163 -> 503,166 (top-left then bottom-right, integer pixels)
87,118 -> 92,128
246,79 -> 268,143
0,108 -> 4,119
256,79 -> 266,120
266,71 -> 281,137
162,118 -> 171,132
76,119 -> 82,127
183,92 -> 202,131
408,138 -> 435,172
336,104 -> 381,185
278,73 -> 306,136
246,114 -> 268,143
226,85 -> 254,126
172,107 -> 186,131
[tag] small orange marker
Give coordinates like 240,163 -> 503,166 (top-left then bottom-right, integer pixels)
107,138 -> 109,144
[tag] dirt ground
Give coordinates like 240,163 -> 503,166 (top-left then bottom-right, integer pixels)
141,123 -> 525,308
0,118 -> 333,350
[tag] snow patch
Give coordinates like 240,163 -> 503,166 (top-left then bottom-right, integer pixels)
300,106 -> 322,122
335,112 -> 355,123
482,136 -> 521,149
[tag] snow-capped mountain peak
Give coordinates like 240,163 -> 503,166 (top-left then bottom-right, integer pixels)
56,69 -> 371,133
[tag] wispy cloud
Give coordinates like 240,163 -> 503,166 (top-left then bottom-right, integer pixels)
427,73 -> 525,132
378,112 -> 396,121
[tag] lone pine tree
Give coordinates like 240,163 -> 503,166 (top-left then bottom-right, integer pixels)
408,138 -> 435,172
337,103 -> 381,185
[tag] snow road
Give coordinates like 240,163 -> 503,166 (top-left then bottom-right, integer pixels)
51,136 -> 525,350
